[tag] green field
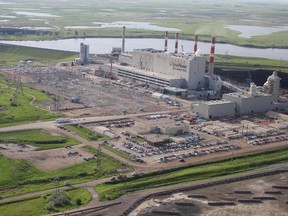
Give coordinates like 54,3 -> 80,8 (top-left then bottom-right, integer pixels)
0,0 -> 288,48
0,146 -> 128,198
66,125 -> 110,142
0,188 -> 91,216
0,75 -> 61,127
0,129 -> 79,151
0,44 -> 78,66
95,147 -> 288,201
215,55 -> 288,73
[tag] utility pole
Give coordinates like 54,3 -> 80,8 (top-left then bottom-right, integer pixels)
96,144 -> 102,169
53,174 -> 60,197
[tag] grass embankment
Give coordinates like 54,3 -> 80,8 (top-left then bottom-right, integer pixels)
0,44 -> 78,66
0,129 -> 79,150
0,75 -> 61,127
66,125 -> 110,142
0,146 -> 128,198
96,147 -> 288,201
67,125 -> 131,160
0,188 -> 91,216
215,55 -> 288,73
101,144 -> 131,160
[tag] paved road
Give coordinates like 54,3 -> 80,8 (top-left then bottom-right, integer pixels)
0,177 -> 110,205
0,108 -> 189,133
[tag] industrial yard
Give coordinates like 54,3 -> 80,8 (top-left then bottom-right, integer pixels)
130,170 -> 288,216
3,64 -> 189,118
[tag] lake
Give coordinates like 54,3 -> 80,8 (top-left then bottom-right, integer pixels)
225,25 -> 288,38
0,38 -> 287,60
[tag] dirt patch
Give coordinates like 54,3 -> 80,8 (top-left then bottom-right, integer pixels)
0,144 -> 94,170
132,172 -> 288,216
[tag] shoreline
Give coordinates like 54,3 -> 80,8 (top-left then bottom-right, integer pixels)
1,35 -> 288,49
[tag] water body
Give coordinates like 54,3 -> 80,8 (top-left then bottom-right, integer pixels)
65,21 -> 180,32
0,38 -> 287,60
13,11 -> 60,18
0,15 -> 16,18
0,1 -> 15,4
225,25 -> 288,38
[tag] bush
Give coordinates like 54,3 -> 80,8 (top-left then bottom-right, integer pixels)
64,181 -> 71,186
54,193 -> 70,207
41,194 -> 47,199
47,190 -> 71,209
46,201 -> 55,211
105,194 -> 111,200
76,198 -> 82,205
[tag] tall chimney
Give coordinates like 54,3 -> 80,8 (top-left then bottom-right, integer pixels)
122,26 -> 126,53
209,36 -> 216,75
194,34 -> 198,54
164,31 -> 168,52
175,32 -> 179,53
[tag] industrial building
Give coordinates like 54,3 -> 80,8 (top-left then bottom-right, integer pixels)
193,72 -> 288,119
102,30 -> 222,97
117,49 -> 206,89
222,92 -> 273,114
133,119 -> 189,136
193,100 -> 235,119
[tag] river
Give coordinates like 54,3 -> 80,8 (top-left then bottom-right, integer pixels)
0,38 -> 288,60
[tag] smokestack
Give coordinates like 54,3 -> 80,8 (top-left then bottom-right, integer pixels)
122,26 -> 126,53
164,31 -> 168,52
209,36 -> 216,75
175,32 -> 179,53
194,34 -> 198,54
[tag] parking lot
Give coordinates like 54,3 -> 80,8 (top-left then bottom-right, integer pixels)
100,113 -> 288,167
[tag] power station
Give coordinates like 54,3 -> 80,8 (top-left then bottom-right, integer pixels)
103,30 -> 222,98
99,27 -> 288,118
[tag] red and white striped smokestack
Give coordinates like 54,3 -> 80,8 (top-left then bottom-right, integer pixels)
209,36 -> 216,63
175,32 -> 179,54
164,31 -> 168,52
194,34 -> 198,54
209,36 -> 216,75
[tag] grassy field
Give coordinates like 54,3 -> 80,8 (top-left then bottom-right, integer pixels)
66,125 -> 110,142
0,146 -> 129,198
0,129 -> 79,150
0,0 -> 288,48
215,55 -> 288,73
95,147 -> 288,201
0,44 -> 78,66
0,75 -> 61,127
0,188 -> 91,216
101,144 -> 131,160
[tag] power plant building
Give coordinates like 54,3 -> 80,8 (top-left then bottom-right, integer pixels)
114,49 -> 206,89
